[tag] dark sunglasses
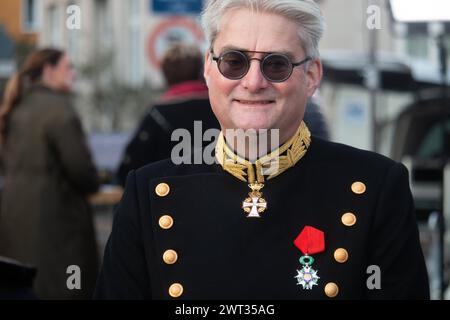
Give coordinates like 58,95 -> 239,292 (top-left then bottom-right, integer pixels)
211,50 -> 311,83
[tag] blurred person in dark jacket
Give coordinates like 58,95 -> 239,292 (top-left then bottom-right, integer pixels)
115,43 -> 220,186
0,48 -> 100,299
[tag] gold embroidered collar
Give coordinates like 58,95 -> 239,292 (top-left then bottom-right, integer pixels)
215,121 -> 311,217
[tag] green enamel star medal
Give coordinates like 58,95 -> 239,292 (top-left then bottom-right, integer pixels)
293,226 -> 325,290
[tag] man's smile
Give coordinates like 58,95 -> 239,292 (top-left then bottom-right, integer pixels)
233,99 -> 276,106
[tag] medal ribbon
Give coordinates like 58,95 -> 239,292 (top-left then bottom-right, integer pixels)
294,226 -> 325,255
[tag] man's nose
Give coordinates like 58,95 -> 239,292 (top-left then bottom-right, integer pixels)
240,59 -> 270,92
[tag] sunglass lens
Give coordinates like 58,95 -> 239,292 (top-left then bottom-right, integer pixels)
263,54 -> 291,81
219,51 -> 248,79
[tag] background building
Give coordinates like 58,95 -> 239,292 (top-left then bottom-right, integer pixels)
0,0 -> 40,46
0,0 -> 41,92
37,0 -> 206,131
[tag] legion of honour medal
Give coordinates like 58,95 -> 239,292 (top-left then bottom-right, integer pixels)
293,226 -> 325,290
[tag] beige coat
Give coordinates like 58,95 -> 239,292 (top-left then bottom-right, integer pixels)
0,84 -> 99,299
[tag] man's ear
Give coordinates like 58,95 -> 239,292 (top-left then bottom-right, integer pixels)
306,59 -> 323,97
204,51 -> 212,86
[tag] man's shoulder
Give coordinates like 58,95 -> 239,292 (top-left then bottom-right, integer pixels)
310,137 -> 400,174
307,138 -> 409,207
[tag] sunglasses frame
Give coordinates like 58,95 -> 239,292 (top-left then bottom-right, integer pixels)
211,49 -> 311,83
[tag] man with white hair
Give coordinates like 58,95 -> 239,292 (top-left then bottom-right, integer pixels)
95,0 -> 429,299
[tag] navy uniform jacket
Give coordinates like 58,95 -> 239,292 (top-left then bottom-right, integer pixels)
95,137 -> 429,299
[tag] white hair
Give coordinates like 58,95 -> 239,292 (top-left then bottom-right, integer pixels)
201,0 -> 325,59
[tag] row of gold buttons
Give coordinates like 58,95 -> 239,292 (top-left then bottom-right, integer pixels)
155,182 -> 364,299
156,183 -> 184,298
324,182 -> 365,298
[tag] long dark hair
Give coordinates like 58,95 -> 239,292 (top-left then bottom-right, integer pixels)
0,48 -> 64,145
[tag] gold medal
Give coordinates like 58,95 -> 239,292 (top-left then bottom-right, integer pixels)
242,182 -> 267,218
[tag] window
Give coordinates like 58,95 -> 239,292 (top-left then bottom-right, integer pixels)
22,0 -> 39,32
406,35 -> 429,59
417,118 -> 450,159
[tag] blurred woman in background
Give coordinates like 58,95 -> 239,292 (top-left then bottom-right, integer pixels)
0,48 -> 99,299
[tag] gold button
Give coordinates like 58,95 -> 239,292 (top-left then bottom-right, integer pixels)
334,248 -> 349,263
159,215 -> 174,229
163,249 -> 178,265
324,282 -> 339,298
351,181 -> 366,194
169,283 -> 183,298
341,212 -> 357,227
155,183 -> 170,197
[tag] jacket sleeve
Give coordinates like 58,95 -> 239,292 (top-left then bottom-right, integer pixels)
366,162 -> 429,299
46,105 -> 99,195
94,170 -> 151,299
